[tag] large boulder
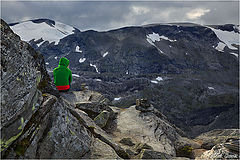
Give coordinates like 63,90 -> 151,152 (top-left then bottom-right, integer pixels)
111,105 -> 190,156
75,101 -> 114,119
134,143 -> 153,153
119,138 -> 135,146
23,95 -> 92,159
67,106 -> 130,159
60,90 -> 109,106
85,138 -> 121,159
61,91 -> 116,131
94,110 -> 110,128
2,93 -> 93,159
195,129 -> 239,150
196,143 -> 239,159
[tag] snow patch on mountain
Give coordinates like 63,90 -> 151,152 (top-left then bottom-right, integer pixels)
215,42 -> 226,52
10,20 -> 75,45
103,52 -> 109,57
146,32 -> 177,54
114,97 -> 121,101
146,32 -> 176,44
208,27 -> 239,50
151,76 -> 164,84
208,87 -> 214,90
151,80 -> 158,84
72,74 -> 80,77
159,49 -> 164,53
90,63 -> 100,74
76,46 -> 82,53
159,35 -> 177,42
79,58 -> 86,63
156,76 -> 163,81
230,52 -> 238,58
147,32 -> 161,43
95,79 -> 102,82
94,79 -> 102,82
37,41 -> 45,47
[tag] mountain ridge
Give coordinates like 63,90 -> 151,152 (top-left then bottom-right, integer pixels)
9,18 -> 240,32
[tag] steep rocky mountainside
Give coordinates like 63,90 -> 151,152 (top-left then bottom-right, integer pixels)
9,19 -> 239,137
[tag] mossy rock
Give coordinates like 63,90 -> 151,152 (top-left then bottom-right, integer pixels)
14,137 -> 31,157
93,110 -> 110,128
134,143 -> 153,153
176,145 -> 193,158
119,138 -> 135,146
125,148 -> 136,156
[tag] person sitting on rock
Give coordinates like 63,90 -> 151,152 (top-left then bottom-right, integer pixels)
53,57 -> 72,92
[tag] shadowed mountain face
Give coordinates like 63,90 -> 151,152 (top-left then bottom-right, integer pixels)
9,19 -> 239,137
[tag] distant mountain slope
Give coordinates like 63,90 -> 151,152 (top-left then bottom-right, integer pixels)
9,19 -> 239,75
10,19 -> 80,46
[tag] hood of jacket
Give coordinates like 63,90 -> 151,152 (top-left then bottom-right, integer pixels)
59,57 -> 69,67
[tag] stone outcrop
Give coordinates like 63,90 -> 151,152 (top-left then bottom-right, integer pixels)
0,19 -> 93,159
0,19 -> 122,159
196,143 -> 239,159
119,138 -> 135,146
110,104 -> 191,157
195,129 -> 239,150
193,129 -> 240,159
94,110 -> 110,128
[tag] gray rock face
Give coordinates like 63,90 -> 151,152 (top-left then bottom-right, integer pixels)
10,95 -> 92,159
75,101 -> 114,119
0,19 -> 93,159
195,129 -> 239,150
111,105 -> 189,157
196,143 -> 239,159
94,110 -> 110,128
1,19 -> 49,154
1,19 -> 42,129
86,138 -> 121,159
119,138 -> 135,146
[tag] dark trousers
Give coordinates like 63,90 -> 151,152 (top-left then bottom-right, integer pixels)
59,89 -> 69,92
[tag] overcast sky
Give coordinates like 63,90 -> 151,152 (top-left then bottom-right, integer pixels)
1,1 -> 239,31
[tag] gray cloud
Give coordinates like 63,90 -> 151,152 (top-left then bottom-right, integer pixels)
1,1 -> 239,31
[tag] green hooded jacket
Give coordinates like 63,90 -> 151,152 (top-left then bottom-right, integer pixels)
53,57 -> 72,86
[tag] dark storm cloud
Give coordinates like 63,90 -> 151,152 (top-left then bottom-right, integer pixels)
1,1 -> 239,31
